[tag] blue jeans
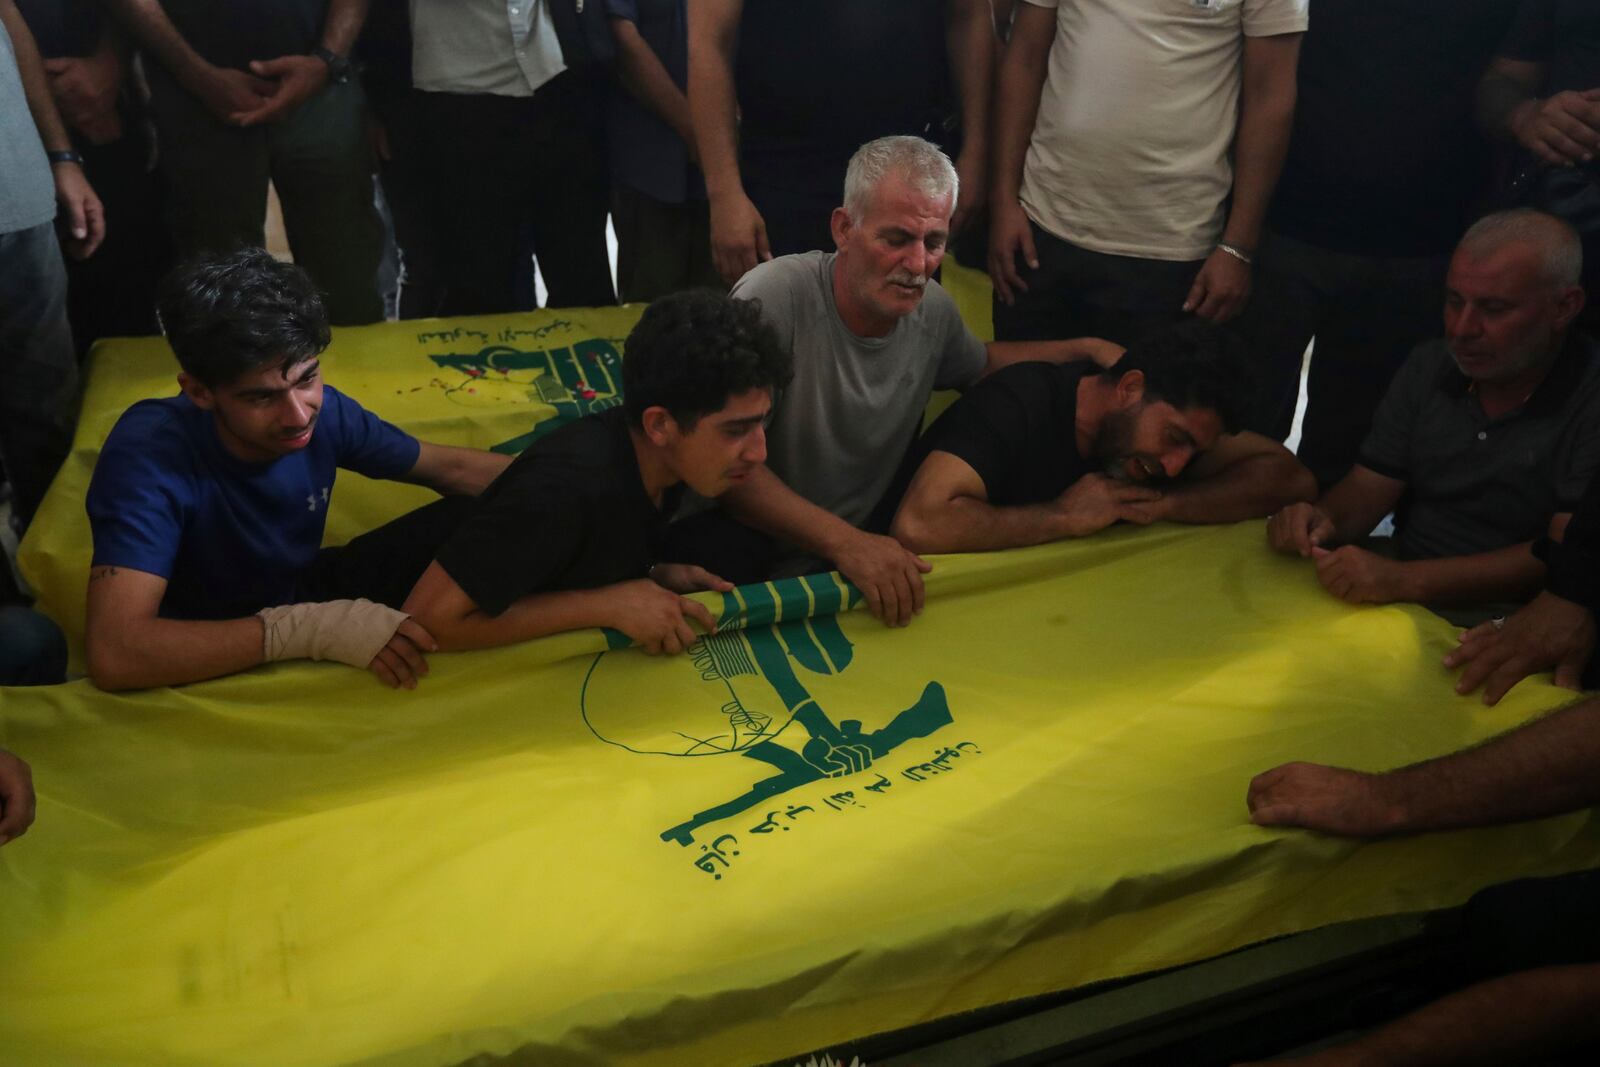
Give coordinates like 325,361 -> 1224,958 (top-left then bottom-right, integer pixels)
0,605 -> 67,686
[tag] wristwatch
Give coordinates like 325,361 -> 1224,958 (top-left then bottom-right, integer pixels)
46,149 -> 85,167
311,45 -> 352,85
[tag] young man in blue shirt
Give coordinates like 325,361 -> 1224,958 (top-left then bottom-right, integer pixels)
84,248 -> 511,691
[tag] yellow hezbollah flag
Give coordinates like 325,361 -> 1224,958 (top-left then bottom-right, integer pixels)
3,525 -> 1598,1066
5,266 -> 1598,1064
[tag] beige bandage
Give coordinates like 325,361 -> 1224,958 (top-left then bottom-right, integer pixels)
257,599 -> 410,668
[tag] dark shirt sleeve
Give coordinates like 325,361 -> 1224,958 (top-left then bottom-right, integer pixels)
1357,346 -> 1431,482
605,0 -> 639,20
325,387 -> 422,480
432,465 -> 591,617
1496,0 -> 1555,63
917,368 -> 1037,503
85,424 -> 190,578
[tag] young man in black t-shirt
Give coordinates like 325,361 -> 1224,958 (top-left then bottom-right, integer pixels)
403,290 -> 793,655
888,322 -> 1315,555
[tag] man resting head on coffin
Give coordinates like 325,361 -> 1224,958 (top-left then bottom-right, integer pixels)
885,319 -> 1315,554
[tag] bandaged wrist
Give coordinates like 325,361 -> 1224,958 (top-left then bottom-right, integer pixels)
257,599 -> 408,668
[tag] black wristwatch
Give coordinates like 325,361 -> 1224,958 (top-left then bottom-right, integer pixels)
311,45 -> 352,85
46,149 -> 85,167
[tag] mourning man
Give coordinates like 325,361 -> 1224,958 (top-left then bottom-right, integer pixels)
1266,210 -> 1600,617
84,249 -> 511,691
705,135 -> 1121,625
889,321 -> 1315,554
403,289 -> 792,654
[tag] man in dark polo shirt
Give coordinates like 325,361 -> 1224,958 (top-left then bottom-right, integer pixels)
402,290 -> 793,655
1267,209 -> 1600,616
1239,0 -> 1517,489
103,0 -> 382,324
886,321 -> 1316,554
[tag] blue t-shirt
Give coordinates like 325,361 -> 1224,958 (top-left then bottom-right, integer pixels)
86,386 -> 420,619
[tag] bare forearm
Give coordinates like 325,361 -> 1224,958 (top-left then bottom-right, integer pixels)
417,586 -> 618,652
983,338 -> 1121,375
1393,542 -> 1545,607
687,0 -> 743,200
988,8 -> 1050,207
104,0 -> 220,89
319,0 -> 367,55
947,0 -> 992,160
1,3 -> 71,151
722,466 -> 856,560
1162,454 -> 1315,525
1318,486 -> 1397,545
1222,56 -> 1297,250
411,445 -> 512,497
893,496 -> 1066,554
1381,697 -> 1600,833
613,21 -> 694,144
88,616 -> 264,690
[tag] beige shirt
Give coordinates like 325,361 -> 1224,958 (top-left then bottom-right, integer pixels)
411,0 -> 565,96
1019,0 -> 1307,261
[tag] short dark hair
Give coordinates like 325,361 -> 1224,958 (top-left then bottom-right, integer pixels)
1102,320 -> 1255,433
622,290 -> 793,429
156,247 -> 332,387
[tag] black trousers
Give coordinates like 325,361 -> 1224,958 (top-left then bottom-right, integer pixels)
296,496 -> 474,610
990,220 -> 1202,347
1234,229 -> 1446,488
412,72 -> 616,315
612,186 -> 719,304
67,116 -> 169,354
370,86 -> 447,320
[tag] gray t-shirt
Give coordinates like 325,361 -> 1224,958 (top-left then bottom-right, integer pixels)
732,251 -> 987,528
1359,335 -> 1600,560
0,20 -> 55,235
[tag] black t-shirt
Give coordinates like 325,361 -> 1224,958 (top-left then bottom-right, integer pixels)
156,0 -> 326,71
15,0 -> 103,58
734,0 -> 954,195
434,408 -> 682,618
1500,0 -> 1600,95
1268,0 -> 1519,257
899,361 -> 1098,512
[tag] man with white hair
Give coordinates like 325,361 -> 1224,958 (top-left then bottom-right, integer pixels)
1266,209 -> 1600,615
688,135 -> 1110,626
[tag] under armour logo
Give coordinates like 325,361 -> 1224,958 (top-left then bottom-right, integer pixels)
306,486 -> 330,512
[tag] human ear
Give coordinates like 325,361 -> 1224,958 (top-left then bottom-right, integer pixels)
1555,286 -> 1587,333
641,407 -> 677,446
177,372 -> 216,411
1115,369 -> 1146,408
830,207 -> 853,251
